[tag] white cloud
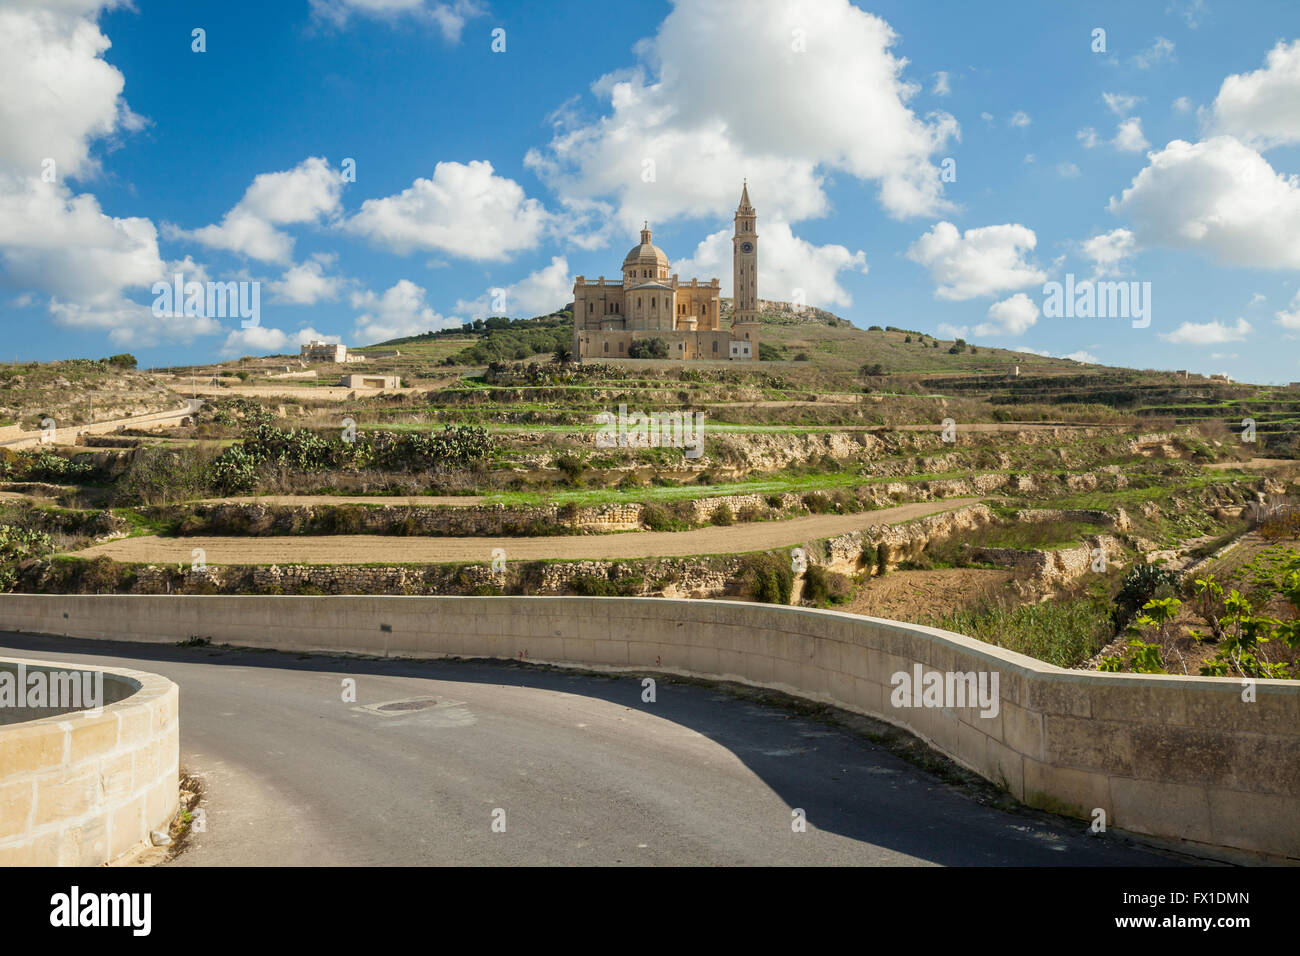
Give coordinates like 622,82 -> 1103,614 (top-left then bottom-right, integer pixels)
48,297 -> 223,347
308,0 -> 484,41
453,256 -> 573,320
176,157 -> 344,264
0,179 -> 165,307
269,257 -> 346,305
1082,228 -> 1137,277
1159,317 -> 1252,345
1083,118 -> 1149,152
1208,40 -> 1300,149
221,324 -> 338,357
932,71 -> 951,96
1112,117 -> 1154,153
1103,93 -> 1142,116
0,2 -> 221,347
1277,291 -> 1300,331
0,3 -> 142,181
524,0 -> 959,230
351,279 -> 459,343
1057,162 -> 1081,178
1109,136 -> 1300,269
1168,0 -> 1207,29
1015,345 -> 1097,363
936,322 -> 968,340
1173,96 -> 1194,114
906,221 -> 1046,301
346,160 -> 548,261
1009,111 -> 1031,128
974,292 -> 1039,337
1134,36 -> 1175,70
671,220 -> 868,308
980,112 -> 994,124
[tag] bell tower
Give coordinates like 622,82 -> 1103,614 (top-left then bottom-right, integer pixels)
732,181 -> 758,325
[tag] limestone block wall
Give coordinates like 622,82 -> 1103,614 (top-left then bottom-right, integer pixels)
0,593 -> 1295,862
0,656 -> 178,865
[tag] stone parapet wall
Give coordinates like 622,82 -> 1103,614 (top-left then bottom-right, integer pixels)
0,594 -> 1293,862
0,656 -> 178,866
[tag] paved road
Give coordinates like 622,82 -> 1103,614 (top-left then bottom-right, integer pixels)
0,634 -> 1180,866
68,498 -> 983,565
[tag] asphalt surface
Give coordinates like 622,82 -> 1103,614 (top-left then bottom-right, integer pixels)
0,633 -> 1184,867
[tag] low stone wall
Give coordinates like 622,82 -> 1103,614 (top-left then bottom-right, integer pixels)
1013,508 -> 1130,532
0,655 -> 178,865
972,535 -> 1126,585
824,503 -> 995,573
2,592 -> 1293,862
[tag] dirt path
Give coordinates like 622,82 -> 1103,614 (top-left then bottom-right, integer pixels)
1204,458 -> 1298,471
68,498 -> 982,565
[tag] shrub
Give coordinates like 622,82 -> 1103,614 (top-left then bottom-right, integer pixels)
640,503 -> 673,531
554,453 -> 585,485
740,552 -> 793,605
803,564 -> 853,606
710,502 -> 734,526
803,491 -> 833,514
2,451 -> 94,483
1112,564 -> 1180,630
116,445 -> 218,505
209,444 -> 260,494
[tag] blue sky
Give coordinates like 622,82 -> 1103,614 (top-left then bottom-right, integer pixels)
3,0 -> 1300,382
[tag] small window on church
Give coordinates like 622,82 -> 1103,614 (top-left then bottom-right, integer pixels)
604,342 -> 608,353
712,340 -> 718,353
619,342 -> 624,353
589,302 -> 593,312
651,297 -> 655,307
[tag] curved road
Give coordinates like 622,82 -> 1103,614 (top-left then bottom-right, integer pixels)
0,633 -> 1177,866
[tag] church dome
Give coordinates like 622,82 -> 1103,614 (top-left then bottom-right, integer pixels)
622,224 -> 670,271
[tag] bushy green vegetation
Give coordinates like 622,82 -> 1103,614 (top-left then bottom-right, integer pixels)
0,450 -> 95,483
429,313 -> 573,365
927,595 -> 1113,668
0,524 -> 53,590
803,564 -> 853,606
741,552 -> 794,604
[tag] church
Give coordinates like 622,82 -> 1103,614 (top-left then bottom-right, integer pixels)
572,184 -> 760,362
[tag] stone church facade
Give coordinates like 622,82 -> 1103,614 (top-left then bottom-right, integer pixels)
572,184 -> 760,362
